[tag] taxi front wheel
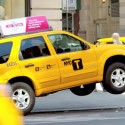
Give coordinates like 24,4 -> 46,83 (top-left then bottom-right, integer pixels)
70,83 -> 95,96
12,82 -> 35,115
104,62 -> 125,94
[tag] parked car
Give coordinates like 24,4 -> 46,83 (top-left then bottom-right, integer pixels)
97,37 -> 125,44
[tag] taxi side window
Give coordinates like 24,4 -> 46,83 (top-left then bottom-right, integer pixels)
20,37 -> 50,60
0,42 -> 12,64
48,34 -> 89,54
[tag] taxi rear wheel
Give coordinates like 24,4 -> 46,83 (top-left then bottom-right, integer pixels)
12,82 -> 35,115
70,83 -> 95,96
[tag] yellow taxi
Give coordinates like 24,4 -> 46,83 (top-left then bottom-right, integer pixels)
97,37 -> 125,44
1,16 -> 125,115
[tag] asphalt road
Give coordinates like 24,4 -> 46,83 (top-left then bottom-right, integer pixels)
25,110 -> 125,125
32,90 -> 125,112
24,89 -> 125,125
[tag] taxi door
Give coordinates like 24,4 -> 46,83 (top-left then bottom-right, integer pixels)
18,36 -> 60,89
48,34 -> 97,85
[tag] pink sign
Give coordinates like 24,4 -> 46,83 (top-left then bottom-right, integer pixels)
26,16 -> 49,32
0,16 -> 50,36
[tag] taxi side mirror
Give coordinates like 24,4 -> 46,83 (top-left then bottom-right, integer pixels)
81,42 -> 90,50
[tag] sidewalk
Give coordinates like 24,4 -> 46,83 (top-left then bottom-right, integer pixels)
32,84 -> 125,113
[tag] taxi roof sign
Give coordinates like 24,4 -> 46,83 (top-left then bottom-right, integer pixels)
0,16 -> 50,37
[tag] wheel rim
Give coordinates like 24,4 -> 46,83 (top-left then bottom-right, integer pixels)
12,89 -> 30,109
111,68 -> 125,88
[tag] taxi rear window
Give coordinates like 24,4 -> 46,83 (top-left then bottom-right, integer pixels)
0,42 -> 12,64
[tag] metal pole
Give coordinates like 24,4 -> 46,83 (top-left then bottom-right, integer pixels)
66,0 -> 69,31
72,12 -> 74,33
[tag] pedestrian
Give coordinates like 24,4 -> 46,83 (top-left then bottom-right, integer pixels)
0,84 -> 24,125
112,33 -> 122,44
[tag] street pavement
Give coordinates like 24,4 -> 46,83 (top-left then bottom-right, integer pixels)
32,83 -> 125,113
25,110 -> 125,125
24,83 -> 125,125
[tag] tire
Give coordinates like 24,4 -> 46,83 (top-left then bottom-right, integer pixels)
70,83 -> 95,96
103,62 -> 125,94
12,82 -> 35,115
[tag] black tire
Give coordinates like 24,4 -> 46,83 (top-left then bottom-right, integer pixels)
12,82 -> 35,115
70,83 -> 95,96
103,62 -> 125,94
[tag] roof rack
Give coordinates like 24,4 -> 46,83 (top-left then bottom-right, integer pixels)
0,16 -> 52,38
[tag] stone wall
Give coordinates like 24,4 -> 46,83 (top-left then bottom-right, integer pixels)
119,0 -> 125,36
31,0 -> 62,30
79,0 -> 120,42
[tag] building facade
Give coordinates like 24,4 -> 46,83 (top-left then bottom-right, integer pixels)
0,0 -> 125,42
79,0 -> 120,42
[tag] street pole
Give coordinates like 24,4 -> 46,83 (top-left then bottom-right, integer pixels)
66,0 -> 68,31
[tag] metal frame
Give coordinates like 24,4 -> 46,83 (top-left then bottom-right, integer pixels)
25,0 -> 31,17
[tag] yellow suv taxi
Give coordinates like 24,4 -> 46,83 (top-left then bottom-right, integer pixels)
1,30 -> 125,115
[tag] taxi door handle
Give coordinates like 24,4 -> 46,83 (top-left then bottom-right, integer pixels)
25,64 -> 34,68
61,58 -> 70,61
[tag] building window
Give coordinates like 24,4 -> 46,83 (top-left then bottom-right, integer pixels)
62,13 -> 73,32
0,0 -> 5,6
111,0 -> 119,17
